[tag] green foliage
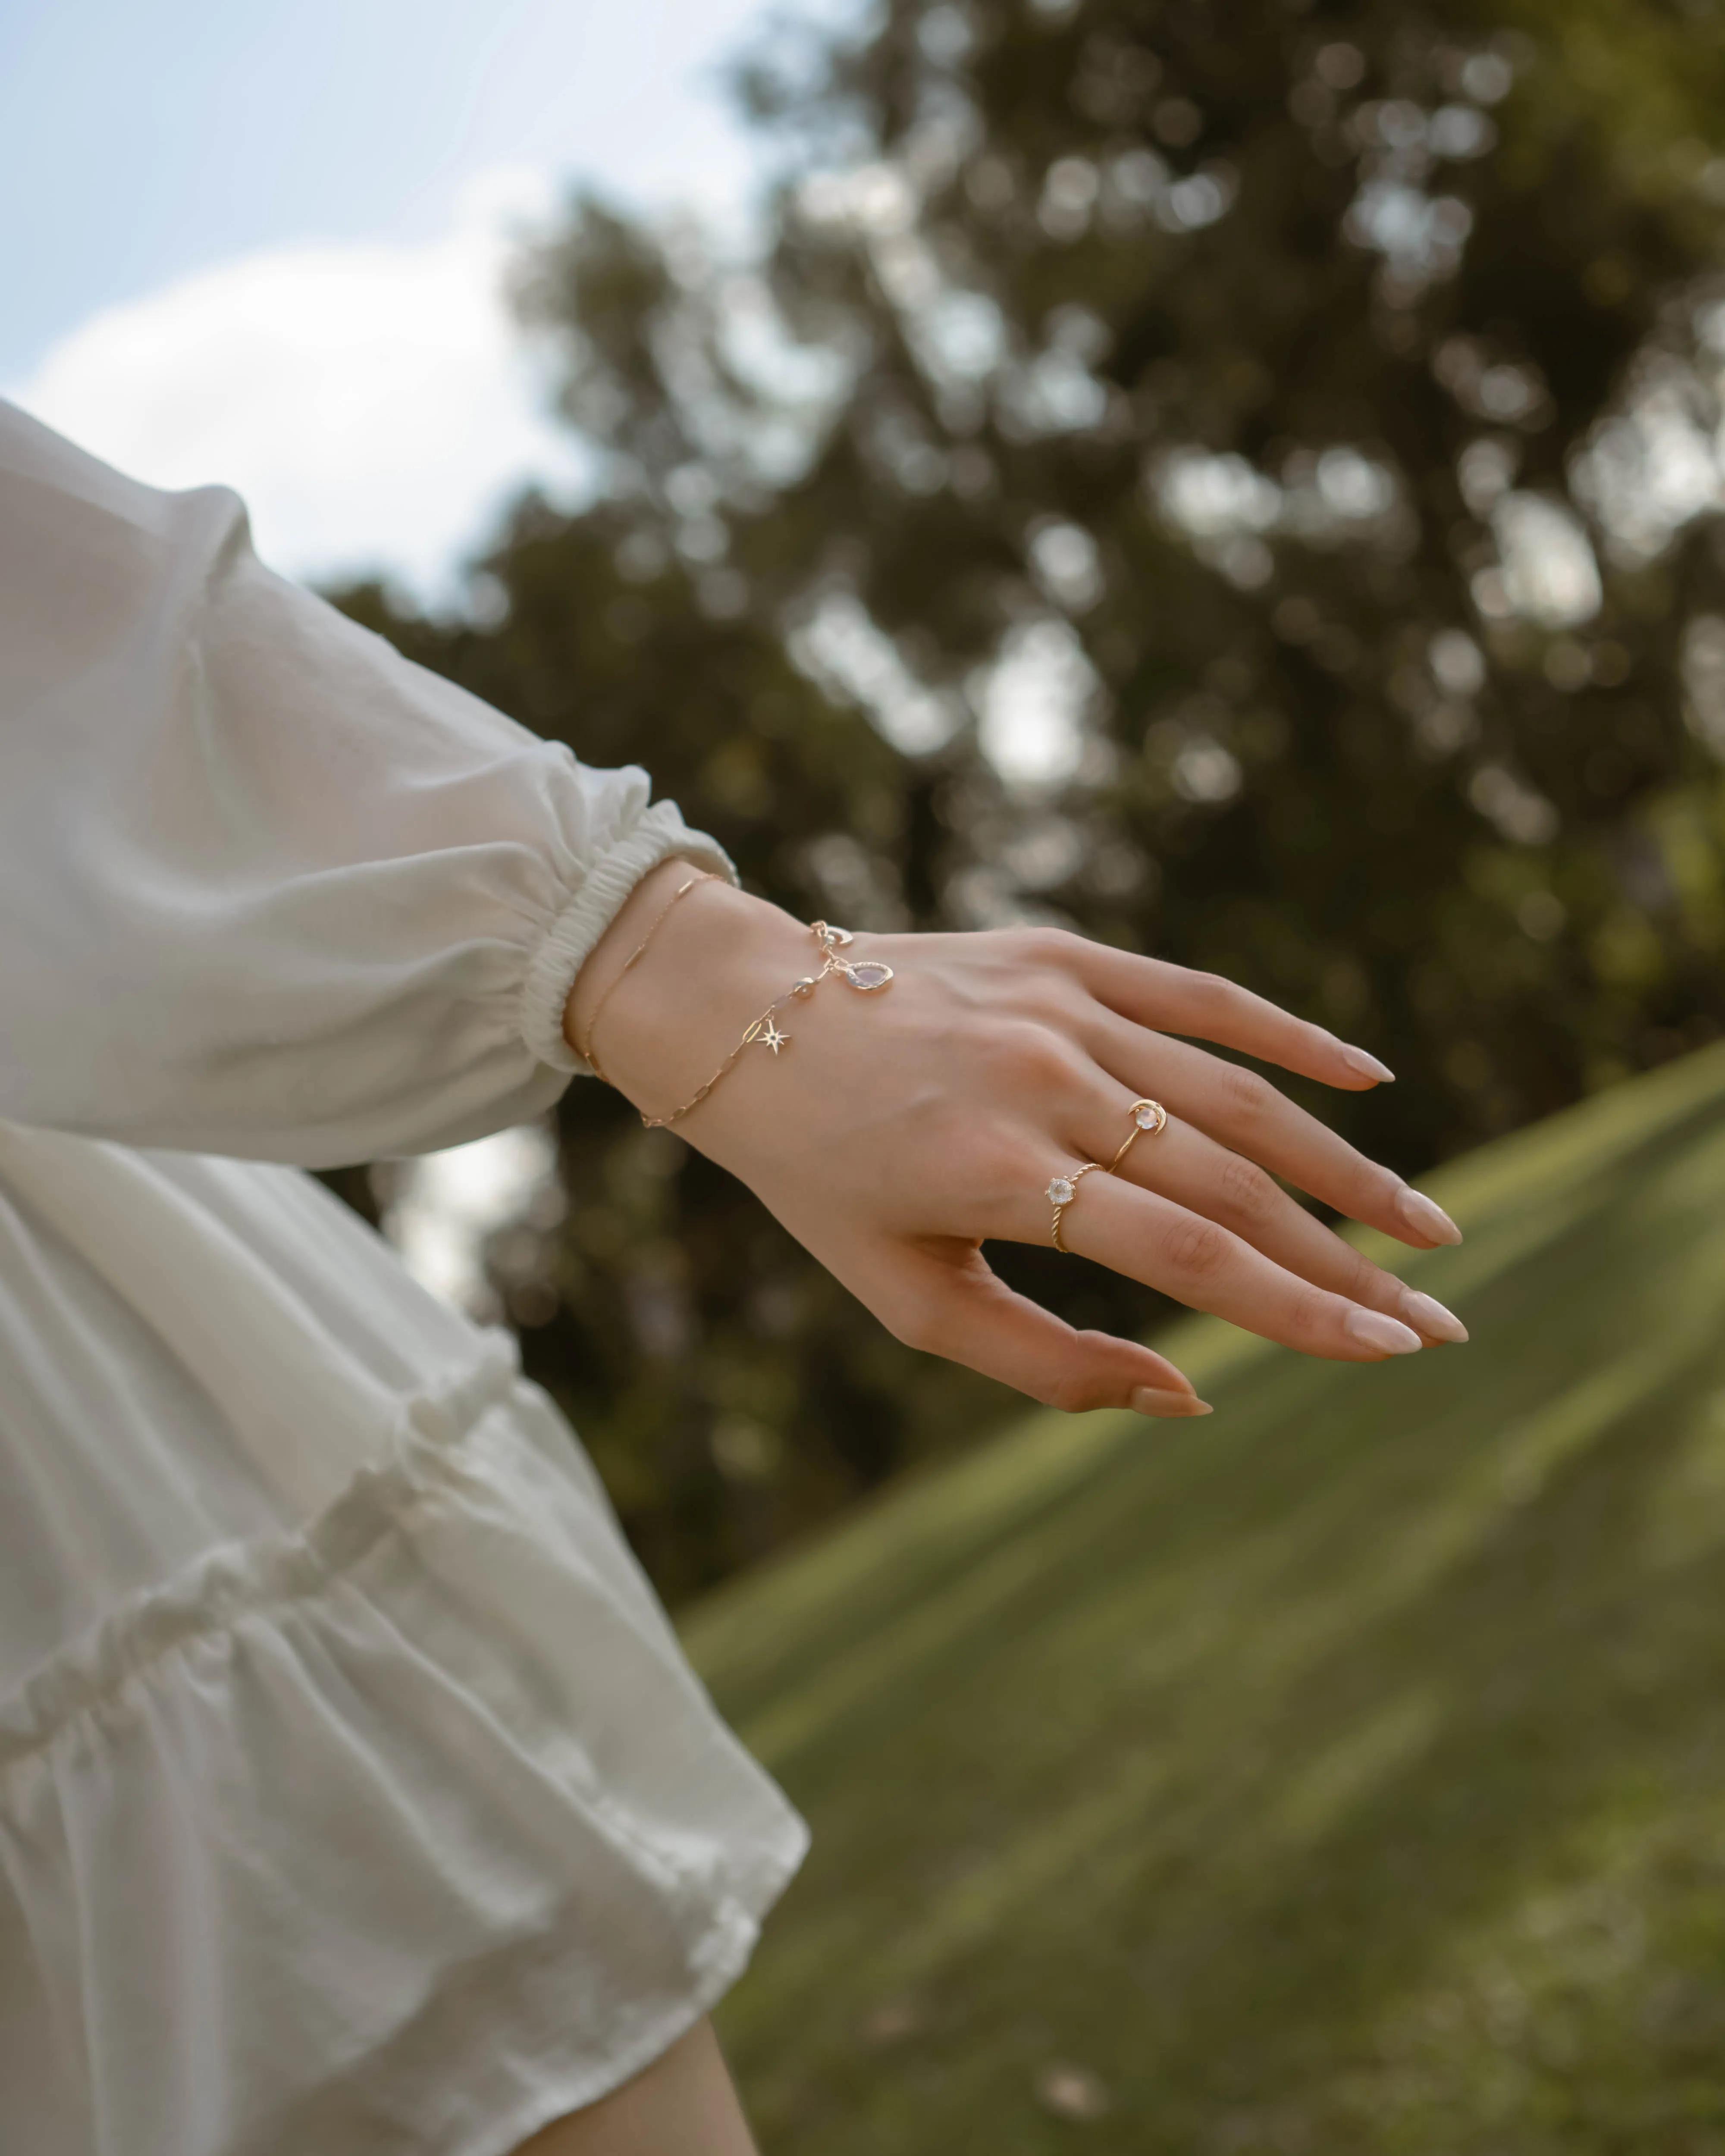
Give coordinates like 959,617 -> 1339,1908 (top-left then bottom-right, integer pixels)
690,1043 -> 1725,2151
720,0 -> 1725,1152
332,0 -> 1725,1599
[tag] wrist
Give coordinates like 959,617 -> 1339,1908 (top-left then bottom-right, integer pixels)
563,865 -> 809,1116
562,857 -> 706,1066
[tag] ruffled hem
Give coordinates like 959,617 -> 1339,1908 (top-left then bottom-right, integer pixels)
0,1338 -> 807,2156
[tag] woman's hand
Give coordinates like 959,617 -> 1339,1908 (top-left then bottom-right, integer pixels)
565,864 -> 1465,1418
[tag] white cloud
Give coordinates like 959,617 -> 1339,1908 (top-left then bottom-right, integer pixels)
6,170 -> 589,599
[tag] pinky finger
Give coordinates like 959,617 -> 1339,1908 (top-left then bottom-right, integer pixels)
874,1240 -> 1214,1419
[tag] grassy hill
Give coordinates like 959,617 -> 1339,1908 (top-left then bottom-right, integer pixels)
684,1044 -> 1725,2155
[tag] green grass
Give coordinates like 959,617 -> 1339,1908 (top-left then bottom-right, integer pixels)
682,1044 -> 1725,2154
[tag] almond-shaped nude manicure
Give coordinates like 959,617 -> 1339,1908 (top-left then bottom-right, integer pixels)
1396,1185 -> 1463,1246
1402,1290 -> 1468,1344
1129,1388 -> 1214,1418
1341,1044 -> 1396,1084
1345,1308 -> 1424,1356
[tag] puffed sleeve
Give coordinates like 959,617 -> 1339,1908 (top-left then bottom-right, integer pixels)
0,398 -> 734,1166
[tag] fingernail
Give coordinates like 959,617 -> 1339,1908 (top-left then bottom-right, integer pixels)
1396,1185 -> 1463,1246
1129,1387 -> 1215,1418
1402,1289 -> 1469,1344
1341,1044 -> 1396,1084
1346,1308 -> 1424,1357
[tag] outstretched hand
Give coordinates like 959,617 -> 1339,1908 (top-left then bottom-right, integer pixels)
565,863 -> 1465,1419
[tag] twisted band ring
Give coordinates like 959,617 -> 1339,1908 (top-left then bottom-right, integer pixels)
1046,1161 -> 1105,1254
1047,1100 -> 1170,1253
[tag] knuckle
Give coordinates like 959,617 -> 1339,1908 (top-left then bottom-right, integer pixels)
1038,1366 -> 1104,1415
1345,1251 -> 1391,1307
1163,1214 -> 1230,1279
1219,1062 -> 1276,1122
990,1019 -> 1077,1093
1286,1279 -> 1334,1343
1013,924 -> 1076,969
961,1122 -> 1038,1201
1216,1152 -> 1277,1222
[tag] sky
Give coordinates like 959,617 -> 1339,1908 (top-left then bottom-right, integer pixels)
0,0 -> 1097,1299
1,0 -> 830,593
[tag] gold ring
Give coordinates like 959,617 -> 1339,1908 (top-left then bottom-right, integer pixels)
1046,1161 -> 1104,1253
1107,1098 -> 1168,1175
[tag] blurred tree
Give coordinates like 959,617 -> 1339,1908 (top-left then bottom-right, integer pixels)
332,0 -> 1725,1599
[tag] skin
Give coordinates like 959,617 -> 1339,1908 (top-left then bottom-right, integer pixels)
564,860 -> 1465,1422
528,863 -> 1467,2153
513,2021 -> 757,2156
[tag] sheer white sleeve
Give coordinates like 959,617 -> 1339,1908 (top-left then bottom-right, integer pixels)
0,400 -> 734,1166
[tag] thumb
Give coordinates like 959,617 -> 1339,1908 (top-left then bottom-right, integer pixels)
867,1241 -> 1213,1419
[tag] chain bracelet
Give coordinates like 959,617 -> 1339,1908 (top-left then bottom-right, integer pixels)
640,920 -> 894,1129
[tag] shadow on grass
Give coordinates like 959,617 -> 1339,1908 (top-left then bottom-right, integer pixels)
697,1057 -> 1725,2152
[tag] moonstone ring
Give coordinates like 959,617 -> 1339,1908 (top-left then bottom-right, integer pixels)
1047,1101 -> 1170,1253
1108,1097 -> 1169,1173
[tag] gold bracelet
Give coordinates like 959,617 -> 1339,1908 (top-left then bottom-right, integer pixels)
578,870 -> 715,1084
640,920 -> 894,1129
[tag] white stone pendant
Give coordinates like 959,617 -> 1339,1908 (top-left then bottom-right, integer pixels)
1047,1175 -> 1076,1206
814,922 -> 891,987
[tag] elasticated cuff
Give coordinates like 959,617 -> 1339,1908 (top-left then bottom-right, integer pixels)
518,801 -> 737,1076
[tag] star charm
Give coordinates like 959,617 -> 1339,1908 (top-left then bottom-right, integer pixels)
759,1019 -> 789,1054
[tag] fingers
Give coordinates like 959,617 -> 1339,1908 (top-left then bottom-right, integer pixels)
1044,1169 -> 1427,1362
1064,937 -> 1395,1091
1090,1097 -> 1467,1345
1088,1012 -> 1462,1250
867,1239 -> 1214,1419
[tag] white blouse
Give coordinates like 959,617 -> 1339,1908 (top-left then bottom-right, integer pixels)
0,400 -> 806,2156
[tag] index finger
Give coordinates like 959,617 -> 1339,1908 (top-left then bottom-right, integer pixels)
1089,1014 -> 1463,1251
1067,940 -> 1396,1092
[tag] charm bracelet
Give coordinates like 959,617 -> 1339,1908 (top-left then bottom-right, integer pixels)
578,872 -> 894,1130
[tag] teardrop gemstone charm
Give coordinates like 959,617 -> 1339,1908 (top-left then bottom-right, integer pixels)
841,960 -> 894,990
